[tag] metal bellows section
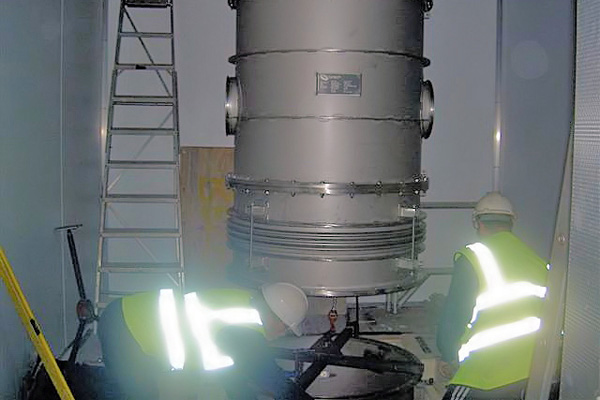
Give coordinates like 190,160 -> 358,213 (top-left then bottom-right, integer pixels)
225,0 -> 434,296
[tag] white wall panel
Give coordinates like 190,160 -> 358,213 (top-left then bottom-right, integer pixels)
417,1 -> 496,301
0,0 -> 103,397
501,1 -> 574,259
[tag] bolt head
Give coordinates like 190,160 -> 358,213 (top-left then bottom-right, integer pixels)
320,370 -> 331,378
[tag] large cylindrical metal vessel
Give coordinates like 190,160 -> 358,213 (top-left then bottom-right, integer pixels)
226,0 -> 434,296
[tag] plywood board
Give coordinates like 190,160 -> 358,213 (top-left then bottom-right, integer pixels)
180,147 -> 235,290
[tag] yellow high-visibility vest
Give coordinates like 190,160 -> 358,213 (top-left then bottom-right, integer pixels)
121,288 -> 265,371
450,232 -> 548,390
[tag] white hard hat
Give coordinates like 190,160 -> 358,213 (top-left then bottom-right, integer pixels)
472,192 -> 515,227
261,282 -> 308,336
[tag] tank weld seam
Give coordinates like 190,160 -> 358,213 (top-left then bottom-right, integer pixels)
229,49 -> 430,66
304,280 -> 424,297
226,174 -> 429,196
299,274 -> 426,298
228,244 -> 425,262
227,222 -> 427,239
239,116 -> 423,124
227,238 -> 427,254
228,237 -> 426,250
227,224 -> 426,239
227,210 -> 427,229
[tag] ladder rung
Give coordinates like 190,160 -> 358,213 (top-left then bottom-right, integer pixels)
124,0 -> 172,8
102,228 -> 181,238
119,32 -> 173,39
97,286 -> 180,308
101,287 -> 178,298
101,263 -> 183,273
104,194 -> 178,203
112,95 -> 175,105
100,290 -> 139,298
108,128 -> 178,136
107,161 -> 177,169
115,63 -> 174,71
123,4 -> 171,8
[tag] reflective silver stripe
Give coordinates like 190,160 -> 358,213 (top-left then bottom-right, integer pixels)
183,292 -> 263,371
184,293 -> 234,370
465,243 -> 547,326
468,281 -> 547,326
458,317 -> 541,362
158,289 -> 185,370
466,243 -> 504,286
213,307 -> 262,325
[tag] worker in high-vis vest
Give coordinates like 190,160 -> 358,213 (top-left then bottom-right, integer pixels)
98,282 -> 309,400
437,192 -> 548,400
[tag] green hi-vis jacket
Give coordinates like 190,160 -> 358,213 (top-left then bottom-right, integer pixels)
121,288 -> 266,370
450,232 -> 548,390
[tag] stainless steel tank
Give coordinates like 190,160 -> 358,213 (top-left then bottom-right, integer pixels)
225,0 -> 434,296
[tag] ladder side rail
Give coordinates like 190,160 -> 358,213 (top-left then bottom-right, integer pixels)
97,3 -> 126,308
169,3 -> 184,289
172,72 -> 184,289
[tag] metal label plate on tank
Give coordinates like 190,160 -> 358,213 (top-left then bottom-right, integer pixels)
317,73 -> 362,96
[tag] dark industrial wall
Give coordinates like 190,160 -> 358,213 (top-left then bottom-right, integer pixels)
562,0 -> 600,397
0,0 -> 103,397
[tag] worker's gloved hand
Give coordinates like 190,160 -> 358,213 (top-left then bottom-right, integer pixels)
438,360 -> 458,380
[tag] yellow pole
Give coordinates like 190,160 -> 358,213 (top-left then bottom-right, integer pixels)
0,247 -> 75,400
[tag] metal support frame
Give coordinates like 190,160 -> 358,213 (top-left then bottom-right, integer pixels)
272,328 -> 424,399
420,201 -> 477,209
296,329 -> 353,390
384,200 -> 476,313
384,267 -> 452,314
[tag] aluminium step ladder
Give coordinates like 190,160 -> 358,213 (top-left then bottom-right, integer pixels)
95,0 -> 184,311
